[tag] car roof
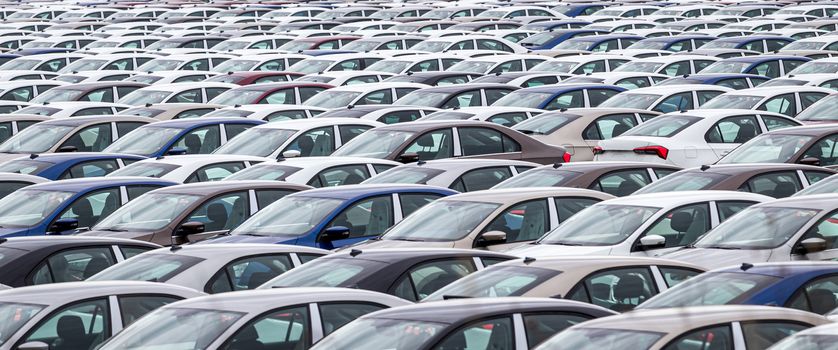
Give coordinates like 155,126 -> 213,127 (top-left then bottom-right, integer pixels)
620,84 -> 732,94
0,236 -> 159,251
496,255 -> 704,272
682,163 -> 835,175
291,183 -> 455,200
143,117 -> 263,128
442,187 -> 613,203
165,287 -> 408,313
253,118 -> 381,130
0,281 -> 202,305
17,152 -> 144,163
714,261 -> 838,277
151,181 -> 311,195
516,83 -> 623,93
755,193 -> 838,210
368,298 -> 613,324
603,190 -> 772,207
136,154 -> 269,166
718,86 -> 832,96
41,115 -> 154,126
142,243 -> 327,258
26,177 -> 176,192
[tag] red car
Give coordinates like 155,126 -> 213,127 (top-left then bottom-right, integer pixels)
209,82 -> 334,105
278,36 -> 360,52
204,71 -> 304,85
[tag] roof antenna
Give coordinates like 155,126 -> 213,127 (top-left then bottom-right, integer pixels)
740,262 -> 753,271
349,249 -> 362,257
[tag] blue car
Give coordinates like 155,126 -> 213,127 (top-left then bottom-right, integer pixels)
702,35 -> 795,53
521,19 -> 593,31
627,35 -> 717,52
204,184 -> 458,249
551,3 -> 610,17
0,152 -> 146,180
700,55 -> 812,78
0,54 -> 21,67
0,177 -> 177,236
657,73 -> 770,89
15,48 -> 76,56
519,29 -> 607,50
639,262 -> 838,315
492,84 -> 627,110
555,34 -> 644,52
102,117 -> 265,157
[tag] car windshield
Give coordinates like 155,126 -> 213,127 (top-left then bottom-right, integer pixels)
109,162 -> 180,178
97,308 -> 244,350
213,128 -> 296,157
287,59 -> 334,74
29,88 -> 83,104
788,62 -> 838,75
211,41 -> 250,52
623,115 -> 701,137
796,96 -> 837,122
278,41 -> 316,52
231,196 -> 342,237
598,93 -> 661,110
782,41 -> 825,51
613,61 -> 664,73
0,59 -> 39,71
59,59 -> 107,73
639,272 -> 782,308
383,200 -> 500,241
118,90 -> 173,105
14,106 -> 59,116
341,41 -> 380,52
211,59 -> 258,73
530,61 -> 580,73
494,169 -> 582,188
512,113 -> 577,135
90,253 -> 204,282
363,167 -> 444,185
304,91 -> 362,109
700,94 -> 762,109
103,127 -> 183,156
136,59 -> 182,72
533,328 -> 663,350
771,334 -> 838,350
394,91 -> 450,107
0,302 -> 46,346
0,159 -> 51,175
447,61 -> 494,73
366,60 -> 411,74
225,164 -> 301,181
694,206 -> 819,249
539,204 -> 660,246
93,193 -> 201,231
421,111 -> 474,121
627,41 -> 668,50
794,175 -> 838,196
492,92 -> 552,108
261,256 -> 386,288
210,90 -> 267,106
424,265 -> 561,301
716,134 -> 813,164
635,171 -> 731,194
0,189 -> 73,227
411,40 -> 451,52
700,61 -> 752,74
332,130 -> 415,158
555,40 -> 595,50
308,318 -> 446,350
0,124 -> 74,153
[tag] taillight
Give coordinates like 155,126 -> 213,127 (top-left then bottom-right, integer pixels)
562,152 -> 571,163
633,145 -> 669,159
592,146 -> 603,155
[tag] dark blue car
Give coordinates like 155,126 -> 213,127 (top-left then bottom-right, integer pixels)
639,262 -> 838,315
0,177 -> 177,236
204,184 -> 458,249
700,55 -> 812,78
519,29 -> 607,50
0,152 -> 146,180
102,117 -> 265,157
702,35 -> 795,53
551,3 -> 610,17
15,48 -> 76,56
626,35 -> 717,52
657,73 -> 770,89
492,84 -> 627,110
0,54 -> 21,67
520,19 -> 593,31
555,34 -> 644,52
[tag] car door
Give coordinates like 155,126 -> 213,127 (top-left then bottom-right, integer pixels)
457,127 -> 522,160
738,171 -> 802,198
169,125 -> 222,155
792,209 -> 838,261
522,313 -> 597,348
757,93 -> 796,117
283,126 -> 335,157
320,195 -> 395,249
786,274 -> 838,314
398,192 -> 446,218
545,90 -> 585,110
391,258 -> 478,301
567,267 -> 658,311
220,305 -> 311,349
180,191 -> 250,241
589,169 -> 652,197
307,164 -> 370,187
400,128 -> 454,161
632,202 -> 712,257
582,113 -> 639,158
450,167 -> 514,192
705,115 -> 761,158
59,122 -> 114,152
16,298 -> 112,350
478,198 -> 551,251
317,302 -> 389,338
59,159 -> 120,179
205,254 -> 296,293
185,162 -> 248,183
29,246 -> 117,284
651,92 -> 693,113
54,187 -> 122,230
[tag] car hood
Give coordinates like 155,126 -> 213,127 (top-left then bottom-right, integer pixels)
504,244 -> 613,257
79,229 -> 151,239
348,239 -> 456,250
662,247 -> 772,270
0,153 -> 27,163
0,227 -> 29,237
199,234 -> 299,244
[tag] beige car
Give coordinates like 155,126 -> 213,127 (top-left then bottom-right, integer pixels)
347,187 -> 615,251
536,306 -> 830,350
512,108 -> 662,161
425,256 -> 705,312
118,103 -> 225,120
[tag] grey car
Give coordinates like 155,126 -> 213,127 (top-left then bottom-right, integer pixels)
363,158 -> 539,192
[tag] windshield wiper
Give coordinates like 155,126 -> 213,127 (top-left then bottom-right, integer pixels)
99,227 -> 127,232
442,295 -> 473,300
548,241 -> 583,246
391,238 -> 424,242
240,233 -> 266,237
700,245 -> 742,250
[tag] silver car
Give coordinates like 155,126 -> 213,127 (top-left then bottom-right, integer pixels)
362,158 -> 539,192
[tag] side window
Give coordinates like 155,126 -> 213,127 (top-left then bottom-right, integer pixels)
717,78 -> 749,90
592,40 -> 618,52
615,77 -> 650,89
58,187 -> 121,228
524,77 -> 559,87
125,185 -> 163,201
569,268 -> 657,311
173,125 -> 221,154
381,111 -> 421,124
653,168 -> 677,179
716,201 -> 756,222
255,189 -> 294,209
740,322 -> 809,349
572,60 -> 606,74
373,164 -> 396,174
476,39 -> 512,52
458,127 -> 520,156
393,259 -> 476,301
284,126 -> 334,157
224,124 -> 251,140
402,128 -> 454,160
748,61 -> 781,78
118,295 -> 181,326
207,254 -> 294,293
800,92 -> 827,111
705,115 -> 760,144
399,193 -> 444,217
338,125 -> 371,144
453,167 -> 513,192
433,317 -> 513,350
266,110 -> 307,122
482,199 -> 549,243
662,62 -> 690,76
523,313 -> 591,348
183,191 -> 249,232
31,247 -> 116,284
801,135 -> 838,167
546,90 -> 585,110
658,266 -> 702,288
262,89 -> 294,104
59,160 -> 119,179
804,171 -> 833,185
641,203 -> 712,248
205,88 -> 227,101
168,89 -> 202,103
652,92 -> 693,113
442,90 -> 481,108
589,170 -> 652,196
182,59 -> 209,71
116,122 -> 145,138
787,275 -> 838,314
80,88 -> 114,102
554,197 -> 600,222
2,86 -> 34,101
74,107 -> 114,116
185,162 -> 246,183
761,116 -> 798,131
452,40 -> 475,50
739,171 -> 802,198
800,210 -> 838,251
783,59 -> 805,73
408,59 -> 439,73
319,303 -> 386,336
697,91 -> 724,106
583,114 -> 637,140
662,325 -> 733,350
488,60 -> 522,74
488,112 -> 527,127
326,195 -> 393,239
743,40 -> 765,53
223,306 -> 309,350
588,89 -> 619,107
119,245 -> 153,259
309,165 -> 370,187
20,298 -> 110,349
484,89 -> 511,105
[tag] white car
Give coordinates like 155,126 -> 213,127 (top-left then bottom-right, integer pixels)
700,85 -> 834,117
225,156 -> 401,186
561,71 -> 670,89
363,53 -> 464,74
528,54 -> 634,74
598,85 -> 733,113
506,190 -> 772,258
316,105 -> 439,124
420,106 -> 542,127
209,53 -> 309,73
284,53 -> 386,75
0,70 -> 57,81
108,154 -> 270,183
212,118 -> 384,159
410,34 -> 528,54
296,71 -> 396,86
445,54 -> 548,74
363,158 -> 539,191
117,82 -> 237,106
204,104 -> 327,121
595,108 -> 801,167
134,53 -> 235,72
303,82 -> 428,109
209,35 -> 297,53
57,53 -> 158,74
54,70 -> 137,83
12,101 -> 130,117
0,79 -> 67,102
611,55 -> 721,76
123,70 -> 219,85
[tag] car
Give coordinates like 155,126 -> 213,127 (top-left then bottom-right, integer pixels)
332,120 -> 570,164
277,35 -> 360,52
0,235 -> 160,286
700,35 -> 794,53
107,154 -> 269,183
209,34 -> 297,53
701,86 -> 832,117
134,53 -> 233,72
492,84 -> 626,110
0,70 -> 55,81
612,55 -> 721,76
594,109 -> 801,167
0,281 -> 204,350
529,54 -> 632,74
0,114 -> 50,144
364,53 -> 465,74
384,71 -> 483,86
117,82 -> 238,106
56,53 -> 156,74
469,71 -> 572,87
393,84 -> 518,108
206,71 -> 302,86
780,35 -> 838,54
28,81 -> 147,104
761,74 -> 838,91
208,53 -> 309,74
699,55 -> 811,78
507,191 -> 772,258
303,82 -> 427,109
0,172 -> 46,198
338,35 -> 426,51
663,194 -> 838,269
446,54 -> 549,74
494,161 -> 682,196
518,29 -> 608,50
656,73 -> 769,89
123,70 -> 219,85
418,106 -> 541,126
638,262 -> 838,315
598,85 -> 733,113
560,72 -> 670,89
316,105 -> 439,124
783,58 -> 838,77
311,297 -> 616,350
635,164 -> 836,198
296,71 -> 395,86
363,158 -> 538,191
426,256 -> 705,310
409,34 -> 528,54
716,124 -> 838,168
209,81 -> 334,106
795,174 -> 838,196
771,322 -> 838,349
12,101 -> 130,118
684,47 -> 761,58
0,152 -> 145,180
118,103 -> 225,120
0,79 -> 66,102
0,101 -> 30,114
549,34 -> 644,54
204,104 -> 328,122
90,244 -> 328,293
535,305 -> 828,350
102,117 -> 264,157
225,156 -> 400,186
97,287 -> 411,350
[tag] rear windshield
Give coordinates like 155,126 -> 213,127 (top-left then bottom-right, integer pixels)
624,115 -> 702,137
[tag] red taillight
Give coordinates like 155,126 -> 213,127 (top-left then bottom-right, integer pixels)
633,145 -> 669,160
592,146 -> 603,155
562,152 -> 572,163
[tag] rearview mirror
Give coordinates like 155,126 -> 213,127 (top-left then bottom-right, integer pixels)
477,231 -> 507,246
396,152 -> 419,163
175,221 -> 205,237
48,218 -> 78,235
799,157 -> 821,166
321,226 -> 350,241
167,147 -> 187,156
17,341 -> 49,350
282,150 -> 301,159
639,235 -> 666,248
798,237 -> 827,254
56,145 -> 77,153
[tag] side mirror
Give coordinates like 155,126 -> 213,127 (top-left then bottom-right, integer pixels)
175,221 -> 205,237
799,157 -> 821,166
48,218 -> 78,234
167,147 -> 187,156
16,341 -> 49,350
321,226 -> 350,241
282,150 -> 301,159
396,152 -> 419,163
56,145 -> 77,153
478,230 -> 507,246
798,237 -> 827,254
639,235 -> 666,249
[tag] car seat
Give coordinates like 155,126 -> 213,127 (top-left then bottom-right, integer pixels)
734,123 -> 756,143
808,288 -> 837,314
670,211 -> 694,246
52,315 -> 89,350
227,327 -> 265,350
610,123 -> 631,138
82,255 -> 110,279
616,180 -> 642,196
772,181 -> 797,198
184,134 -> 202,154
612,274 -> 649,312
205,203 -> 229,231
72,198 -> 95,228
298,135 -> 315,156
